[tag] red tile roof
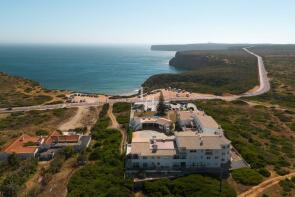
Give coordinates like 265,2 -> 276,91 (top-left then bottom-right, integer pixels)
3,134 -> 42,154
45,131 -> 80,144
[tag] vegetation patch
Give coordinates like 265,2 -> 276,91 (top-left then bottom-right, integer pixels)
143,49 -> 258,95
257,168 -> 271,177
0,108 -> 76,150
113,102 -> 130,113
113,102 -> 131,125
232,168 -> 263,185
91,103 -> 110,135
68,128 -> 133,196
143,174 -> 236,197
195,100 -> 295,175
0,155 -> 38,196
0,72 -> 67,108
279,177 -> 295,196
246,46 -> 295,109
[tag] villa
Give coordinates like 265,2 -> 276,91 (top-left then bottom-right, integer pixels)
0,131 -> 91,160
0,134 -> 43,160
42,131 -> 91,151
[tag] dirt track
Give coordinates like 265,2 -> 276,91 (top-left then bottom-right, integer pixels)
238,172 -> 295,197
107,104 -> 127,154
58,106 -> 100,133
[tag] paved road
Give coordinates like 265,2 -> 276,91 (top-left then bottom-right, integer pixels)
0,48 -> 270,113
242,47 -> 270,97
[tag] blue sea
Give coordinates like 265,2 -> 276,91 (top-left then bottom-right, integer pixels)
0,45 -> 178,95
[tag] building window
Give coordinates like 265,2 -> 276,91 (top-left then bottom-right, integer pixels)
133,162 -> 139,168
206,156 -> 211,160
142,156 -> 147,159
173,155 -> 179,159
215,156 -> 219,159
190,150 -> 196,153
205,150 -> 213,155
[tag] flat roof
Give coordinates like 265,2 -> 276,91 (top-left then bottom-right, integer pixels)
178,111 -> 196,120
195,112 -> 219,129
132,130 -> 174,143
131,130 -> 176,156
175,131 -> 230,150
178,111 -> 219,129
130,140 -> 176,156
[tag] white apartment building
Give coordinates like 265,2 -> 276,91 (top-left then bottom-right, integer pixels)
177,111 -> 223,134
130,117 -> 172,133
125,130 -> 231,176
126,102 -> 231,177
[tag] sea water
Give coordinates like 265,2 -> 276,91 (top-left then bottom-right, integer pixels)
0,44 -> 178,95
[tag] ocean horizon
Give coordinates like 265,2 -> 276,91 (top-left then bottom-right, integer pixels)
0,44 -> 178,95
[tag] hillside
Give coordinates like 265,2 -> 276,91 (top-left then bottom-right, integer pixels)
0,72 -> 67,108
143,49 -> 258,95
151,43 -> 250,51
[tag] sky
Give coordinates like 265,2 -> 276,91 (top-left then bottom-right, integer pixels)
0,0 -> 294,44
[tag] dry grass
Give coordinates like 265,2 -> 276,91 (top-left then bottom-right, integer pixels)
0,72 -> 69,108
0,108 -> 77,149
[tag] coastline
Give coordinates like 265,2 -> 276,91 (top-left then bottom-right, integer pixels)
0,45 -> 177,96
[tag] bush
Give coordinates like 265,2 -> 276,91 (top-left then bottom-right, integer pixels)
61,146 -> 75,159
23,141 -> 36,147
143,174 -> 236,197
116,114 -> 129,124
99,103 -> 109,119
113,102 -> 130,113
279,178 -> 295,193
0,158 -> 38,196
46,154 -> 65,174
258,168 -> 271,177
68,128 -> 133,196
232,168 -> 263,185
35,129 -> 49,136
275,167 -> 289,176
7,153 -> 20,167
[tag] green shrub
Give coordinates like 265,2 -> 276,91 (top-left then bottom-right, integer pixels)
113,102 -> 130,113
35,129 -> 49,136
232,168 -> 263,185
68,128 -> 132,196
99,103 -> 109,119
0,158 -> 38,196
275,167 -> 289,176
279,178 -> 295,192
143,174 -> 236,197
117,114 -> 129,124
23,141 -> 36,147
257,168 -> 271,177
